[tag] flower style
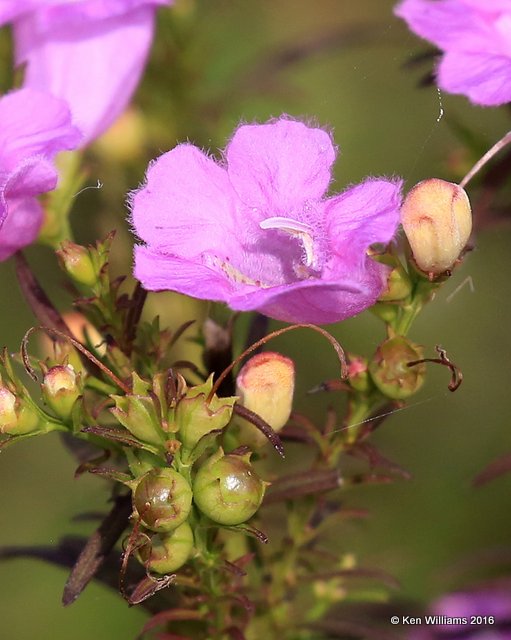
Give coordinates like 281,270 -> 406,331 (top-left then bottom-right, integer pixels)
395,0 -> 511,106
0,0 -> 172,144
130,118 -> 402,324
0,88 -> 82,260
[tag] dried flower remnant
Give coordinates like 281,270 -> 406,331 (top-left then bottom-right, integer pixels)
0,0 -> 173,144
401,179 -> 472,276
369,336 -> 426,400
131,118 -> 402,324
0,88 -> 81,260
395,0 -> 511,106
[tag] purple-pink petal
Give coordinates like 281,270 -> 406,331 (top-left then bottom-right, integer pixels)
15,8 -> 153,143
395,0 -> 495,51
395,0 -> 511,106
134,247 -> 237,301
324,178 -> 403,274
0,87 -> 82,170
30,1 -> 169,25
228,266 -> 386,325
0,193 -> 44,261
1,1 -> 172,144
225,118 -> 336,213
0,88 -> 81,260
439,50 -> 511,106
130,144 -> 238,256
131,117 -> 402,325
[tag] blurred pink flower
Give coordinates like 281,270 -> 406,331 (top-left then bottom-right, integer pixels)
0,88 -> 82,260
395,0 -> 511,106
130,118 -> 402,324
0,1 -> 172,144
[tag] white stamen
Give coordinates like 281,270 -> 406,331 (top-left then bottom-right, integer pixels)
260,217 -> 316,267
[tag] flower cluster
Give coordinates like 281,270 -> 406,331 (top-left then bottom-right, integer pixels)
112,371 -> 267,575
131,117 -> 402,324
395,0 -> 511,106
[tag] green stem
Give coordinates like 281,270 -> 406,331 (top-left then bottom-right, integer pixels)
393,278 -> 438,336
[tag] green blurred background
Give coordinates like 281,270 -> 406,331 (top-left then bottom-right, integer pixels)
1,0 -> 511,637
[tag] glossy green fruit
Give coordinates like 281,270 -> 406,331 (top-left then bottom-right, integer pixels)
133,468 -> 192,533
193,452 -> 266,525
137,521 -> 194,574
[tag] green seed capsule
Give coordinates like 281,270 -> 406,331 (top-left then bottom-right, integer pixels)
137,521 -> 194,575
193,452 -> 266,525
133,468 -> 192,533
369,336 -> 425,400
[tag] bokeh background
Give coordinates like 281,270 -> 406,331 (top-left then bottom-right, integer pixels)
1,0 -> 511,637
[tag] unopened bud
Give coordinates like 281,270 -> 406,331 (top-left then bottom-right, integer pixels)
0,386 -> 16,426
401,178 -> 472,275
235,352 -> 294,448
347,355 -> 371,393
57,240 -> 97,287
42,364 -> 81,420
137,521 -> 194,575
369,336 -> 425,400
133,468 -> 193,533
0,384 -> 40,435
111,375 -> 165,447
193,449 -> 266,525
175,376 -> 236,451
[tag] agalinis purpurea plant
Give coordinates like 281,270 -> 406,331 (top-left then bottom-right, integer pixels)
6,116 -> 508,638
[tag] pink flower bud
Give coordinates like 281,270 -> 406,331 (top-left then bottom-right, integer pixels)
42,364 -> 81,420
347,355 -> 371,393
235,352 -> 295,448
401,179 -> 472,275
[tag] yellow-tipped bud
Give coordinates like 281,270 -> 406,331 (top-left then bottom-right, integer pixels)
401,178 -> 472,275
235,352 -> 294,448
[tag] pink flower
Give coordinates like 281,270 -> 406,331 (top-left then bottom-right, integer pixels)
0,1 -> 172,144
130,118 -> 402,325
395,0 -> 511,106
0,88 -> 82,260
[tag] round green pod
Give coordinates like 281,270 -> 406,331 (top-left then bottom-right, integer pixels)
137,521 -> 194,574
193,453 -> 265,525
133,468 -> 192,533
